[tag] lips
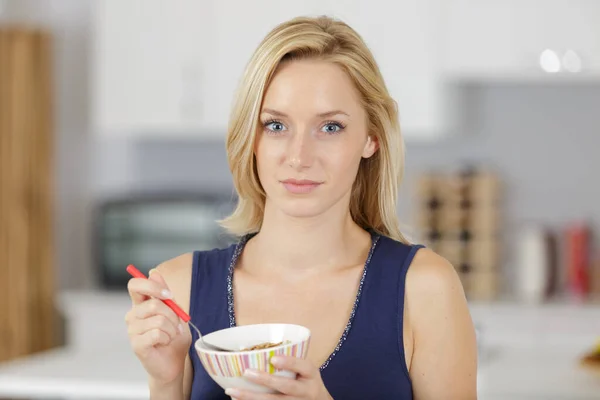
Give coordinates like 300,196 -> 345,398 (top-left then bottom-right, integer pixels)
280,179 -> 322,194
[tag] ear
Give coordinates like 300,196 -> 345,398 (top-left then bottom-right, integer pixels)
362,134 -> 379,158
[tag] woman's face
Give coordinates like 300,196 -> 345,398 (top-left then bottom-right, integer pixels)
255,59 -> 378,219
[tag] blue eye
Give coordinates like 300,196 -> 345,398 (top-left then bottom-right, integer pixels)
321,122 -> 345,134
263,120 -> 286,133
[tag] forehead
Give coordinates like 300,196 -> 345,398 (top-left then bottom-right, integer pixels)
262,59 -> 363,116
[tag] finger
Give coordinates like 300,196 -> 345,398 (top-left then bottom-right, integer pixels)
128,314 -> 180,341
270,356 -> 315,379
148,269 -> 168,287
132,329 -> 171,354
243,369 -> 303,396
224,388 -> 283,400
133,298 -> 181,327
127,278 -> 148,305
127,277 -> 172,305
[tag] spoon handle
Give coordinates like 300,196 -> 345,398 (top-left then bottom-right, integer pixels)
187,321 -> 203,339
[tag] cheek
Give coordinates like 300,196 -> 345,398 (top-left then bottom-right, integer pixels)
255,137 -> 286,173
321,144 -> 364,178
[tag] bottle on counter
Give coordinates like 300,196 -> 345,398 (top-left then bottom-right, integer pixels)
565,222 -> 591,301
589,254 -> 600,300
517,226 -> 552,303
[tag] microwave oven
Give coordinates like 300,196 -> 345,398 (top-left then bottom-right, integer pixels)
94,192 -> 237,289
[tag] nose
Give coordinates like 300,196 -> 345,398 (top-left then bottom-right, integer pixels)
286,129 -> 315,170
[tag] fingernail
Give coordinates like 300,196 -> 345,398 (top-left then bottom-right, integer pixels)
161,289 -> 172,299
178,323 -> 184,334
243,369 -> 260,378
148,269 -> 156,276
270,356 -> 283,367
225,388 -> 241,396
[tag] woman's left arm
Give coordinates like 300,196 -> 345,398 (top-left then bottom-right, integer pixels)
406,249 -> 478,400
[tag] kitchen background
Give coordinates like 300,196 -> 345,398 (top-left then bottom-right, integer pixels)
1,0 -> 600,399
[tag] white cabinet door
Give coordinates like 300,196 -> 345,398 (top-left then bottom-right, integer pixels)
206,0 -> 448,141
91,0 -> 215,138
441,0 -> 600,80
92,0 -> 449,140
336,0 -> 447,139
204,0 -> 335,133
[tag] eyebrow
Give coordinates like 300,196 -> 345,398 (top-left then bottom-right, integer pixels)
261,108 -> 350,118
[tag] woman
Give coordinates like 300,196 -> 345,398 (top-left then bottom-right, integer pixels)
125,15 -> 477,400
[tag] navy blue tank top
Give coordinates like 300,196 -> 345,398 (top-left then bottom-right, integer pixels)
188,232 -> 423,399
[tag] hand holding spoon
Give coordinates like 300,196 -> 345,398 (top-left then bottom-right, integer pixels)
126,264 -> 235,352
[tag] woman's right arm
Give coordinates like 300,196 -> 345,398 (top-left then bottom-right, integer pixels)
125,253 -> 195,399
147,355 -> 193,399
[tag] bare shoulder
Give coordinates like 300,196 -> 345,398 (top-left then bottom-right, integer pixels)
405,247 -> 471,329
406,247 -> 464,300
405,247 -> 478,400
154,252 -> 195,312
155,252 -> 194,278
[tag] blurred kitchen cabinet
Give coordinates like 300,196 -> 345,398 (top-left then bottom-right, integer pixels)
92,0 -> 453,140
440,0 -> 600,81
327,0 -> 452,140
91,0 -> 218,138
207,0 -> 452,141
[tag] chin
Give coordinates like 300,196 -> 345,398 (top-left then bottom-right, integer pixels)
275,197 -> 331,219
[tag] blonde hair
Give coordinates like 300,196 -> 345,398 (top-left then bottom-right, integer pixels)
219,15 -> 408,244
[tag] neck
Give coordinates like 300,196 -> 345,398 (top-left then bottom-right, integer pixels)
247,198 -> 372,272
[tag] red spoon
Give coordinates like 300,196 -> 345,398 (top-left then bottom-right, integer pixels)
126,264 -> 233,352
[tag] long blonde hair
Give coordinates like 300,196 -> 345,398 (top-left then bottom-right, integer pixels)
219,15 -> 408,244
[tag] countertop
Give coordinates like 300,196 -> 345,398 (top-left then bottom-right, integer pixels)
0,345 -> 148,399
0,291 -> 598,399
0,341 -> 598,399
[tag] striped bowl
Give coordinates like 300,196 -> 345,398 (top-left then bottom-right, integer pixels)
195,323 -> 311,393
